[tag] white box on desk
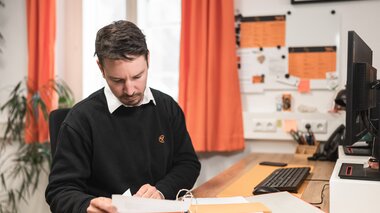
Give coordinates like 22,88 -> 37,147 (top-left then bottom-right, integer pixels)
330,157 -> 380,213
337,145 -> 372,161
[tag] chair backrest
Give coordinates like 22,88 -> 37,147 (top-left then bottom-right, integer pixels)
49,108 -> 70,158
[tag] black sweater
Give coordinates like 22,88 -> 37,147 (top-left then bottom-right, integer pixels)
45,88 -> 201,213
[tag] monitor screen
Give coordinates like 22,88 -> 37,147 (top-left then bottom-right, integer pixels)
345,31 -> 377,148
341,31 -> 380,179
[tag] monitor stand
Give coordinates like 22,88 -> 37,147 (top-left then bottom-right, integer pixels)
338,163 -> 380,181
343,141 -> 372,156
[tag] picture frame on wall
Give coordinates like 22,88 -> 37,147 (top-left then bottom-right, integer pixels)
291,0 -> 359,4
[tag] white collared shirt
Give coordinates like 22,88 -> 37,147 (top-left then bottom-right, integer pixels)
104,84 -> 156,114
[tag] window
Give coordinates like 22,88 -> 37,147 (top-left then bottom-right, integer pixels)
137,0 -> 181,100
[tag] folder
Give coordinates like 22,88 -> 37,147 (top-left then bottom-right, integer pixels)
189,202 -> 271,213
246,192 -> 323,213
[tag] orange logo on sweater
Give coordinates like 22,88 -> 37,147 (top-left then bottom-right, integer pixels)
158,135 -> 165,143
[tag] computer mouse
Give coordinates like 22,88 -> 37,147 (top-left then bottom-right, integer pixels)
252,186 -> 281,195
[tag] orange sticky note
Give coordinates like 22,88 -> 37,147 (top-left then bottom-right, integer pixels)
298,79 -> 310,93
283,120 -> 297,132
252,75 -> 264,84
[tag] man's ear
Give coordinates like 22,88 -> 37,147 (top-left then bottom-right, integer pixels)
97,60 -> 105,78
147,52 -> 150,68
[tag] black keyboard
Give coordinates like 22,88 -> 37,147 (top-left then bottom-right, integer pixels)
254,167 -> 311,192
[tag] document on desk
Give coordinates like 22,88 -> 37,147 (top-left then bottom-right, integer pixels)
185,196 -> 248,205
246,191 -> 323,213
182,196 -> 271,213
112,195 -> 191,213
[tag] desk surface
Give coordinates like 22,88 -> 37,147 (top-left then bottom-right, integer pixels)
193,153 -> 335,212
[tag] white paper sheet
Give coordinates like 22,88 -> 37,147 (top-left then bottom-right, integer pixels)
122,189 -> 132,197
112,195 -> 191,213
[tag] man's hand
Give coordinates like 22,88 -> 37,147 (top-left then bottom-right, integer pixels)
134,184 -> 165,199
87,197 -> 117,213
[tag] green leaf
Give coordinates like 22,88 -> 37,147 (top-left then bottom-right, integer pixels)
0,174 -> 6,190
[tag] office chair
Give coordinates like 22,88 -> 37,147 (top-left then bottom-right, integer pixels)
49,108 -> 70,158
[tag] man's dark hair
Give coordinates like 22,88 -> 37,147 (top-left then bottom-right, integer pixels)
95,20 -> 149,67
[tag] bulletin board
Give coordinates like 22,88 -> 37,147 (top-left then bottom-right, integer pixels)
237,9 -> 340,93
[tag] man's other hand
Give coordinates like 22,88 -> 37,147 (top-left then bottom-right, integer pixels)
134,184 -> 165,199
87,197 -> 117,213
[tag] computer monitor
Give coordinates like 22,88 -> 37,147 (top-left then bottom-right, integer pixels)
345,31 -> 377,149
339,31 -> 380,180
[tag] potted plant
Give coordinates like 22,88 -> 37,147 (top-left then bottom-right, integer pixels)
0,78 -> 74,213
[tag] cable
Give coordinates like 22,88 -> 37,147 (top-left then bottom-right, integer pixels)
365,110 -> 378,135
309,183 -> 329,206
361,110 -> 378,136
370,80 -> 380,89
176,189 -> 194,201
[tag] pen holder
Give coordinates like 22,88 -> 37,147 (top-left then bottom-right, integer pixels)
294,141 -> 320,158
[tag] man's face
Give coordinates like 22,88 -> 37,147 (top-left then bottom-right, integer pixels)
98,55 -> 148,106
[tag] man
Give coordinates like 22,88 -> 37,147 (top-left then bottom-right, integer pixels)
46,20 -> 201,213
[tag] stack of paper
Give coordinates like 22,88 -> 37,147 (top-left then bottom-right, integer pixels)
113,192 -> 320,213
112,195 -> 270,213
112,195 -> 191,213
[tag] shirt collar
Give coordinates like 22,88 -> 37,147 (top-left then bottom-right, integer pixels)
104,84 -> 156,114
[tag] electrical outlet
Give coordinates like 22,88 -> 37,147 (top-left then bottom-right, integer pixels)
300,119 -> 328,134
252,120 -> 263,132
252,119 -> 277,132
265,120 -> 277,132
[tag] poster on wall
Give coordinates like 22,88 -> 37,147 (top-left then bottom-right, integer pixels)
288,46 -> 337,79
240,15 -> 286,48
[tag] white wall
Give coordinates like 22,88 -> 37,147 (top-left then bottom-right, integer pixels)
236,0 -> 380,143
237,0 -> 380,142
56,0 -> 83,103
0,0 -> 27,125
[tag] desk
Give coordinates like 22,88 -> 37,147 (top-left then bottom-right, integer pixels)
329,146 -> 380,213
193,153 -> 335,212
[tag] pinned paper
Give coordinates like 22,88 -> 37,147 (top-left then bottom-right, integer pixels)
298,79 -> 310,93
252,75 -> 265,84
283,120 -> 297,132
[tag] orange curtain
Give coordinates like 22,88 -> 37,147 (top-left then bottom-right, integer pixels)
25,0 -> 56,143
179,0 -> 244,152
